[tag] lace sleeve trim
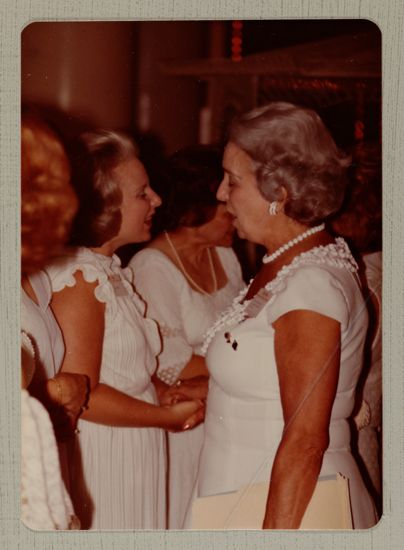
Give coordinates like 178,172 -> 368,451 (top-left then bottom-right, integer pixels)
157,363 -> 184,385
47,257 -> 110,298
46,251 -> 127,316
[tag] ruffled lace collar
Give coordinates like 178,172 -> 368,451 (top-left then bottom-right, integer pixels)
85,247 -> 122,269
261,237 -> 358,296
201,238 -> 357,355
86,247 -> 121,266
85,247 -> 136,286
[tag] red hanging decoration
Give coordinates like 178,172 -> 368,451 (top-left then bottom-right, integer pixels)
354,81 -> 365,142
231,20 -> 243,62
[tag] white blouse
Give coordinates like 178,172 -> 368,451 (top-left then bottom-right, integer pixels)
130,246 -> 245,385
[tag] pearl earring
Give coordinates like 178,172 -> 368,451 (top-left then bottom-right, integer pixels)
268,201 -> 278,216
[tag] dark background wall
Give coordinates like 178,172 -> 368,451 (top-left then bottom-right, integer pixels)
21,19 -> 380,154
21,20 -> 381,275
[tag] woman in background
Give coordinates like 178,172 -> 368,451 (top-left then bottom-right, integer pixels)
129,145 -> 244,528
44,130 -> 203,529
21,109 -> 88,529
331,141 -> 382,515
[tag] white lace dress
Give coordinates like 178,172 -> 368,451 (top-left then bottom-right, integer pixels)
196,239 -> 377,529
44,247 -> 166,530
21,333 -> 78,530
129,246 -> 244,529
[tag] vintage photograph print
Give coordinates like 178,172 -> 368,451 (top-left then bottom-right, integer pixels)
20,19 -> 381,531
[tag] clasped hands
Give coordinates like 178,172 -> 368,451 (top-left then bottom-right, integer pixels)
159,375 -> 209,432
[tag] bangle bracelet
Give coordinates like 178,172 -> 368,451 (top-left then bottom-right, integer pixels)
52,377 -> 63,405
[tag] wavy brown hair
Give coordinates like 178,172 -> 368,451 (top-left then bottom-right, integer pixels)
155,145 -> 224,233
68,130 -> 138,247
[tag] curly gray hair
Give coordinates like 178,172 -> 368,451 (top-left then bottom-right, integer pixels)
228,102 -> 351,224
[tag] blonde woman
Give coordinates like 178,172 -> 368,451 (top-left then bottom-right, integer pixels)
44,130 -> 203,529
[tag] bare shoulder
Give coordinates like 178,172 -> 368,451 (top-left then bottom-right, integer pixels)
51,269 -> 104,315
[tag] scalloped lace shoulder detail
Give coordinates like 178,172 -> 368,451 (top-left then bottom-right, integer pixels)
263,238 -> 358,298
45,248 -> 130,310
46,249 -> 107,291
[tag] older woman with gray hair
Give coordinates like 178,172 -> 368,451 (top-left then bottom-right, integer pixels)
194,102 -> 377,529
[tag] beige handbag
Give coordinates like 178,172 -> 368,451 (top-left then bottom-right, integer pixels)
191,473 -> 352,529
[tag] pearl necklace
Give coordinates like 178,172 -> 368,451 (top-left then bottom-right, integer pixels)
262,223 -> 325,264
164,231 -> 218,295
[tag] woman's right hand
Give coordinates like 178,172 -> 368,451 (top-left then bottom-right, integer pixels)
163,399 -> 205,432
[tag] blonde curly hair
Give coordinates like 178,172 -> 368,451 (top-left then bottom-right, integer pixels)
21,111 -> 78,273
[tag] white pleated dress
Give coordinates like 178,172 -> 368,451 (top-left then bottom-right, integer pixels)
129,247 -> 244,529
196,240 -> 378,529
45,247 -> 166,530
